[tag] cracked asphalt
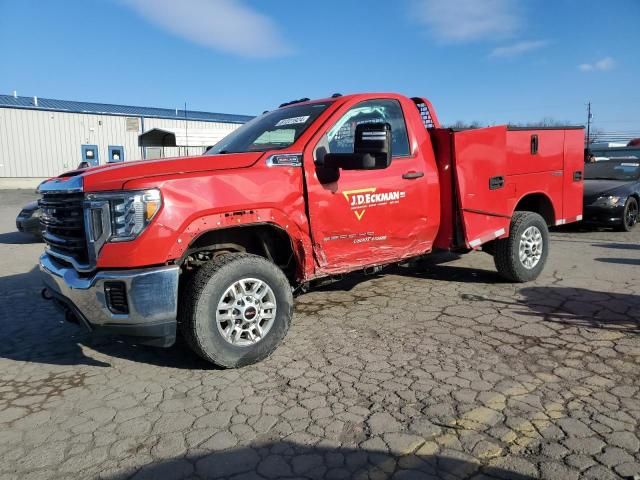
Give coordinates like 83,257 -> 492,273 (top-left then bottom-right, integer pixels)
1,189 -> 639,480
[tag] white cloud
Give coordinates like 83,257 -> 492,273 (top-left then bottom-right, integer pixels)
120,0 -> 291,58
489,40 -> 549,58
413,0 -> 520,42
579,57 -> 616,72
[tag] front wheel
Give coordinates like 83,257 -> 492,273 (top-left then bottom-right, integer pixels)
617,197 -> 638,232
494,211 -> 549,283
179,253 -> 293,368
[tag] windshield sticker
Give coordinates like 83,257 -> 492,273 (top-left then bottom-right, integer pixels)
342,187 -> 406,220
275,116 -> 310,127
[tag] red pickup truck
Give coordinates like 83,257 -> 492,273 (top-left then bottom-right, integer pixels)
38,93 -> 584,367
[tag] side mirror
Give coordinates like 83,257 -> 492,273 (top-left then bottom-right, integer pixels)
324,123 -> 392,170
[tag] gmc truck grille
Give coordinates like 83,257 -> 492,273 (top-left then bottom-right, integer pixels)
39,192 -> 88,265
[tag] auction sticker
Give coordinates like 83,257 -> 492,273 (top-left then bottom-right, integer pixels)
275,116 -> 310,127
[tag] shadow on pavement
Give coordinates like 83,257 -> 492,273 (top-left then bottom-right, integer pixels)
0,231 -> 42,245
519,286 -> 639,332
594,257 -> 640,266
0,266 -> 214,370
459,285 -> 639,332
102,441 -> 536,480
592,242 -> 640,250
404,263 -> 504,284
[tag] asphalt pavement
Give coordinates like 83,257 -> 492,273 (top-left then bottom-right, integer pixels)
0,189 -> 639,480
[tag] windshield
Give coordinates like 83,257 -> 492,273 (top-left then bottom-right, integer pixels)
591,148 -> 640,160
585,161 -> 640,181
206,102 -> 333,154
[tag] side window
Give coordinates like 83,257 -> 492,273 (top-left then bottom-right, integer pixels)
318,99 -> 411,159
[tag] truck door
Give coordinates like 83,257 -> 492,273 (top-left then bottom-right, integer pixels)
562,129 -> 585,223
302,98 -> 435,274
451,127 -> 510,247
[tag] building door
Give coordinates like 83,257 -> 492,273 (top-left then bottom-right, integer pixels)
81,144 -> 99,167
108,145 -> 125,163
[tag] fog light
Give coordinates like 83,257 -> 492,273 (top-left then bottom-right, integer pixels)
105,281 -> 129,314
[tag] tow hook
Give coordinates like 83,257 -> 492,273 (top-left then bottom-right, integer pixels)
41,288 -> 53,300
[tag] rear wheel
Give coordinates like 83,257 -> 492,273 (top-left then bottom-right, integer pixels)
179,253 -> 293,368
494,211 -> 549,282
617,197 -> 638,232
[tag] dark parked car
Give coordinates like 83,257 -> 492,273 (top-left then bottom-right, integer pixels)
583,160 -> 640,231
15,200 -> 43,238
16,161 -> 92,240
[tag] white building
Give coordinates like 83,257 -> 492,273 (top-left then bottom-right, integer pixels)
0,94 -> 252,185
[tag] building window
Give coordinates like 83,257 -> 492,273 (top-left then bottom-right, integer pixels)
108,146 -> 125,163
126,117 -> 140,131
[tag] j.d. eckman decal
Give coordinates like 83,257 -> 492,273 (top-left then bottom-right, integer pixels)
342,188 -> 406,220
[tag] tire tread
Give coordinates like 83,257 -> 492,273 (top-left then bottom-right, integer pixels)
494,211 -> 548,283
178,253 -> 291,367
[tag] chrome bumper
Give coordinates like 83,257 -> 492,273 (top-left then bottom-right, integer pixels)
39,253 -> 179,347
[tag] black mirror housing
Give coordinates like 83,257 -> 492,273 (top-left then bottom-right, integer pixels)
323,123 -> 392,170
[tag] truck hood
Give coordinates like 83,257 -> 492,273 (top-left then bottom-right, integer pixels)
72,152 -> 264,191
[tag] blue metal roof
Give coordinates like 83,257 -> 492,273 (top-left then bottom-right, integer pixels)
0,94 -> 254,124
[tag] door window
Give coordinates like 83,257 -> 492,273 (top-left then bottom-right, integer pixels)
317,99 -> 411,159
81,144 -> 99,167
108,145 -> 125,163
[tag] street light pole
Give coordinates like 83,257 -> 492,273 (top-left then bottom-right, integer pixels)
586,102 -> 592,146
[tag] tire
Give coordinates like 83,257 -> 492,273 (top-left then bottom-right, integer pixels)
494,211 -> 549,283
179,253 -> 293,368
617,197 -> 638,232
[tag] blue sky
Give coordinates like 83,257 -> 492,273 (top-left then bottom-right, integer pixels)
1,0 -> 638,131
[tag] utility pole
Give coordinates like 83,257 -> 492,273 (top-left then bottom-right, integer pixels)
184,101 -> 189,156
586,102 -> 592,146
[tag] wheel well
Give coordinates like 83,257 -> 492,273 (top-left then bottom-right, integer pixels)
514,193 -> 555,226
180,224 -> 297,282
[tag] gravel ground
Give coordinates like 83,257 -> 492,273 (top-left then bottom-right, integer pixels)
0,189 -> 639,480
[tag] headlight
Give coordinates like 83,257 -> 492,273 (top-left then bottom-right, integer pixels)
592,195 -> 622,207
86,189 -> 161,242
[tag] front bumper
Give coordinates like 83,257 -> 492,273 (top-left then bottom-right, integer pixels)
582,204 -> 624,226
39,253 -> 179,347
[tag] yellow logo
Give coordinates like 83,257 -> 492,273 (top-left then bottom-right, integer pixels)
342,188 -> 405,220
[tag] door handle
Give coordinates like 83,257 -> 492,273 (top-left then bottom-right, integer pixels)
402,171 -> 424,180
489,176 -> 505,190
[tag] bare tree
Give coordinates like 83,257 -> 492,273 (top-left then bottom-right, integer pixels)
445,118 -> 581,129
508,117 -> 576,128
446,120 -> 483,129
